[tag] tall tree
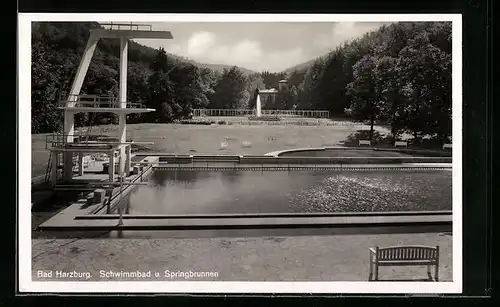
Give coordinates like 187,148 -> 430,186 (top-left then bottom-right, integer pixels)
288,85 -> 299,109
147,48 -> 175,122
397,31 -> 452,144
373,56 -> 406,139
210,66 -> 248,109
345,55 -> 380,140
299,58 -> 326,110
312,50 -> 350,115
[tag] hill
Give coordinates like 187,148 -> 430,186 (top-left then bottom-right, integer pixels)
281,58 -> 320,75
153,51 -> 256,75
32,21 -> 256,77
31,21 -> 256,133
178,58 -> 256,75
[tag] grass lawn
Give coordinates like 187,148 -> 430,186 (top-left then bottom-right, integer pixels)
31,120 -> 392,177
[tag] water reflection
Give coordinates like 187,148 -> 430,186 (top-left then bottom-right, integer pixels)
126,170 -> 452,215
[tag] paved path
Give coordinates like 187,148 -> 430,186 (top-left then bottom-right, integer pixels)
32,232 -> 452,282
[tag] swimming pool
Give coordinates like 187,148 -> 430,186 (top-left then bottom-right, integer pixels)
123,170 -> 452,215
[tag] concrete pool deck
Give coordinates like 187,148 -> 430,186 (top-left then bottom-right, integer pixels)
31,232 -> 452,282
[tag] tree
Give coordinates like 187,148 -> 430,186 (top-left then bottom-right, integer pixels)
200,67 -> 217,105
210,66 -> 248,109
287,70 -> 306,88
274,88 -> 289,110
313,50 -> 350,115
397,31 -> 452,144
373,56 -> 406,139
168,62 -> 211,118
264,94 -> 275,109
345,55 -> 380,140
147,49 -> 214,122
299,58 -> 326,110
261,71 -> 286,89
287,85 -> 299,109
126,62 -> 152,123
31,39 -> 63,133
248,88 -> 260,109
147,48 -> 175,122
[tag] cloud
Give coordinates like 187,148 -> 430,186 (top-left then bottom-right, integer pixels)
265,48 -> 304,72
314,22 -> 387,49
186,31 -> 216,56
231,40 -> 263,63
136,23 -> 391,72
179,31 -> 305,72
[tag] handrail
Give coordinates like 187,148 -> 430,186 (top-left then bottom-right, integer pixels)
100,22 -> 153,31
58,94 -> 147,109
59,94 -> 118,102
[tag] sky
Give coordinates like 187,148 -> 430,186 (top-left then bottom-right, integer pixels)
131,22 -> 391,72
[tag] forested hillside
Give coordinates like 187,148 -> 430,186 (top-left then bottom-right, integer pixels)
32,21 -> 452,145
273,21 -> 453,144
31,22 -> 259,133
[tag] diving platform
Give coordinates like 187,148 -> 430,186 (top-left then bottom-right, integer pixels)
58,94 -> 155,114
45,134 -> 154,151
45,22 -> 172,187
95,22 -> 174,39
91,29 -> 173,40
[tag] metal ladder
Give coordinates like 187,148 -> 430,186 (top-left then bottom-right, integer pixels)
44,153 -> 52,184
44,151 -> 61,184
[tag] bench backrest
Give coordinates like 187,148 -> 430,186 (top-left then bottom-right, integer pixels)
394,141 -> 407,147
443,144 -> 452,149
376,245 -> 439,261
359,140 -> 371,145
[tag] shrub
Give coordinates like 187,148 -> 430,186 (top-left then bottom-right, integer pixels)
248,116 -> 281,121
179,119 -> 214,125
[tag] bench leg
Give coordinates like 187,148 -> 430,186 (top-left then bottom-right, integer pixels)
427,265 -> 432,280
374,264 -> 379,281
435,264 -> 439,282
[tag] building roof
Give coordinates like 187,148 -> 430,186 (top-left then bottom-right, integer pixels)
279,79 -> 288,83
259,88 -> 279,93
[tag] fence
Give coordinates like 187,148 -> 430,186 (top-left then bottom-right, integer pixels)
192,109 -> 330,118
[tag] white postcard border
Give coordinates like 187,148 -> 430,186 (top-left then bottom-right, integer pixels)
18,13 -> 463,294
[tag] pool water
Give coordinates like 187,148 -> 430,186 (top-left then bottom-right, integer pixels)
124,170 -> 452,215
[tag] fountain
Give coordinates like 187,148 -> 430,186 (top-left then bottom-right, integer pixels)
255,93 -> 262,117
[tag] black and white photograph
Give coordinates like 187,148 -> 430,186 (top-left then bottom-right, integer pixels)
19,14 -> 462,293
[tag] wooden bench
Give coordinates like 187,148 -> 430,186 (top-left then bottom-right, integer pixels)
394,141 -> 408,148
369,245 -> 439,281
442,143 -> 452,150
358,140 -> 371,146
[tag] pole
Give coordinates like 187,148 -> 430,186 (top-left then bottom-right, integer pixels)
106,187 -> 112,214
118,174 -> 124,226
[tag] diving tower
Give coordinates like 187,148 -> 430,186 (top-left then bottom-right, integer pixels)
47,22 -> 172,186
